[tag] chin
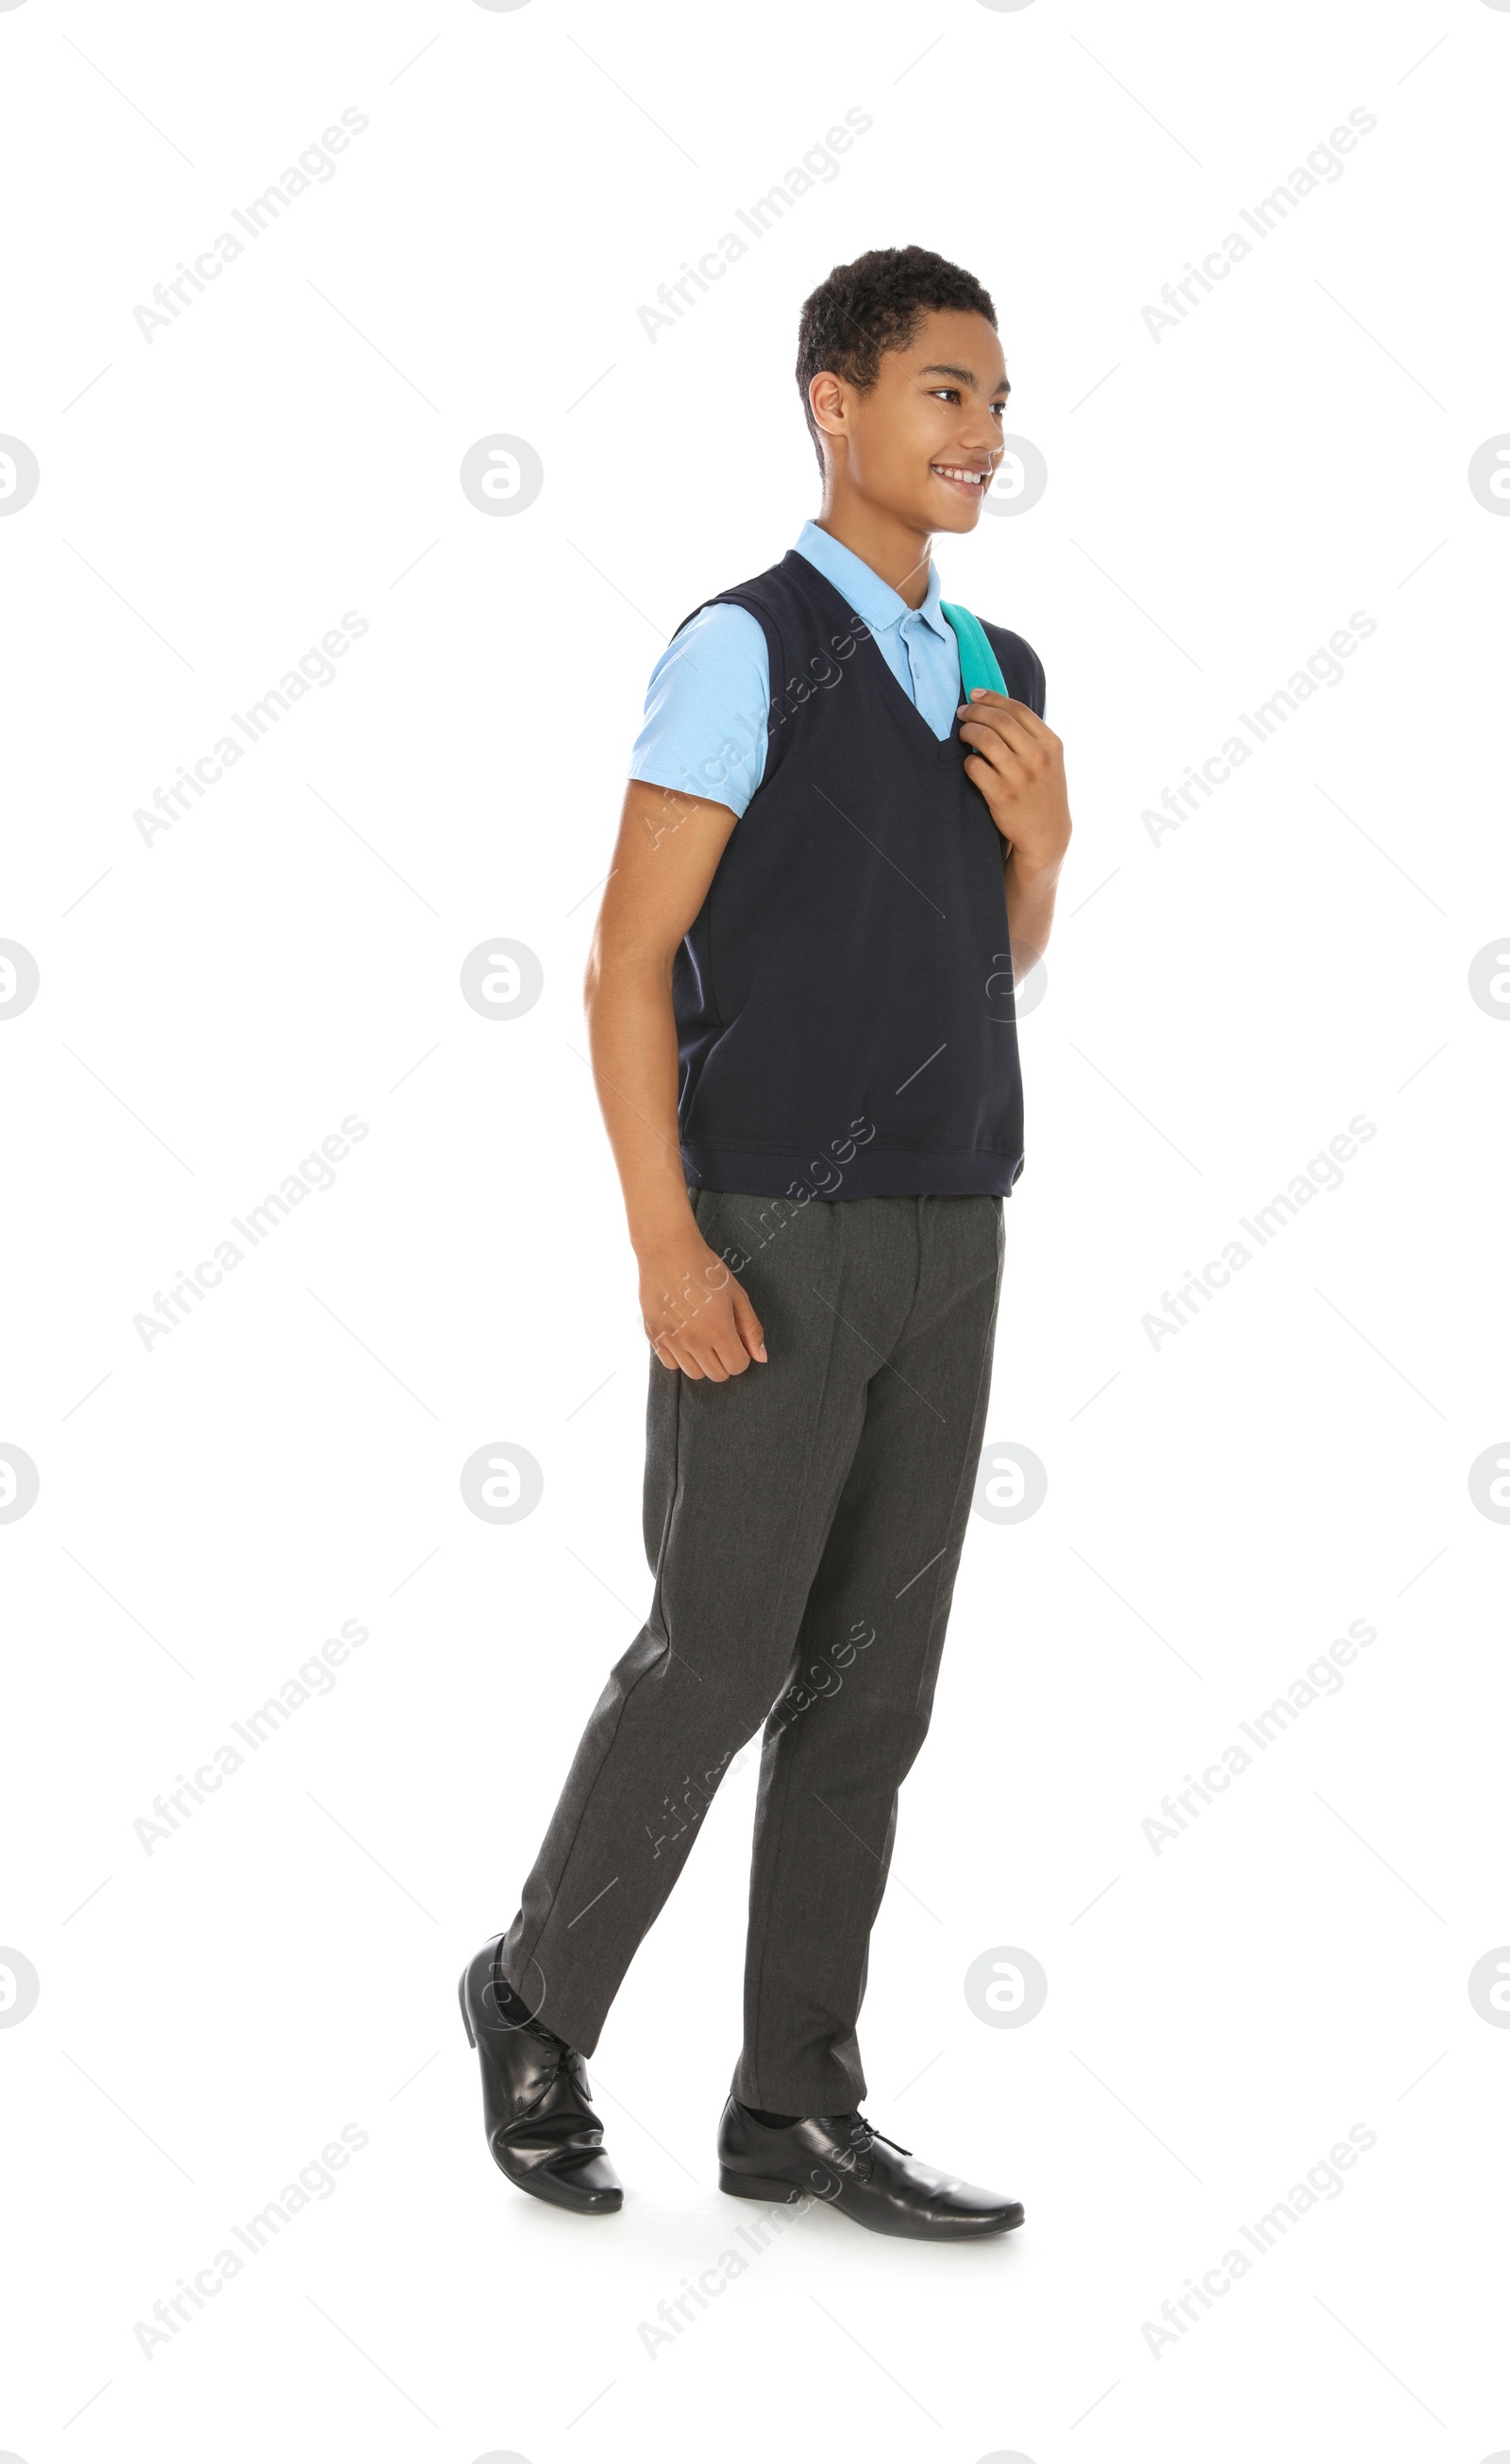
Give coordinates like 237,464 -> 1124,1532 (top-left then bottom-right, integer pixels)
932,498 -> 984,534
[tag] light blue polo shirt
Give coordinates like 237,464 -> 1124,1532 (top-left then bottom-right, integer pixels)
629,520 -> 965,818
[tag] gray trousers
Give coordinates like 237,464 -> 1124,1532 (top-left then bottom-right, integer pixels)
499,1185 -> 1004,2112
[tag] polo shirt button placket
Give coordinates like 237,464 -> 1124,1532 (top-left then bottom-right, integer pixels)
900,611 -> 926,705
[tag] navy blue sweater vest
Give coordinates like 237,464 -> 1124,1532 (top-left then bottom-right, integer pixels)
670,548 -> 1047,1201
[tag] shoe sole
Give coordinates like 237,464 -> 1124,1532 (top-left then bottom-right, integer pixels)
719,2165 -> 1023,2237
719,2165 -> 814,2204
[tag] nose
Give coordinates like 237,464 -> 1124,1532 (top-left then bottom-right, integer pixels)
955,417 -> 1000,464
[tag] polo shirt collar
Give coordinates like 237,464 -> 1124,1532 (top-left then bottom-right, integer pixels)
794,519 -> 950,646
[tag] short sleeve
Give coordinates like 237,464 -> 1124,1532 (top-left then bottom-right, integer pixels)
628,601 -> 770,819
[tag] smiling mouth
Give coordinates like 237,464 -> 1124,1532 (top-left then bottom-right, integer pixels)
931,463 -> 993,491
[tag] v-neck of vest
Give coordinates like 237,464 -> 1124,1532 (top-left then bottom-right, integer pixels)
781,550 -> 963,769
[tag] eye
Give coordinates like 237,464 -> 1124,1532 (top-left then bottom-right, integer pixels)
929,387 -> 962,404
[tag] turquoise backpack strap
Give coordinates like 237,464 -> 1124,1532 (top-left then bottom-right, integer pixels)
940,599 -> 1007,700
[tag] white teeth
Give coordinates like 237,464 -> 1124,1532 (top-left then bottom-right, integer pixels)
933,465 -> 986,483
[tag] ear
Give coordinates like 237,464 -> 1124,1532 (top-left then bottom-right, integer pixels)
807,370 -> 847,442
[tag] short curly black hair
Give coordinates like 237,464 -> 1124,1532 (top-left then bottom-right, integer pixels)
796,246 -> 998,472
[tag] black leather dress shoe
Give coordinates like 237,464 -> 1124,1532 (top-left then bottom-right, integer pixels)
717,2099 -> 1022,2240
459,1936 -> 622,2215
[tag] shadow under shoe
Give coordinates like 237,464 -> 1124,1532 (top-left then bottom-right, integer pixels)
459,1935 -> 622,2215
716,2098 -> 1022,2241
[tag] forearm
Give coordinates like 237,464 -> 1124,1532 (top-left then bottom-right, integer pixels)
1003,847 -> 1063,982
584,948 -> 696,1256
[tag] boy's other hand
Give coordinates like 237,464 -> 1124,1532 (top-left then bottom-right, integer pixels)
957,690 -> 1072,874
638,1236 -> 766,1380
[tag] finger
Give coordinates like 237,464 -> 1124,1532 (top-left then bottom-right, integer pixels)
960,689 -> 1053,745
959,717 -> 1026,756
963,759 -> 1030,817
646,1315 -> 692,1359
962,723 -> 1050,802
964,751 -> 1022,830
709,1328 -> 752,1376
958,706 -> 1057,779
649,1318 -> 706,1377
730,1285 -> 767,1363
694,1299 -> 750,1378
957,688 -> 1027,714
647,1290 -> 713,1359
958,701 -> 1042,757
683,1332 -> 729,1381
960,728 -> 1029,787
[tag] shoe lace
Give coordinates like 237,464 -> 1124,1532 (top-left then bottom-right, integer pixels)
847,2110 -> 912,2159
530,2026 -> 582,2087
517,2029 -> 594,2123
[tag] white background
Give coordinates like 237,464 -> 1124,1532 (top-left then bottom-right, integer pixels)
3,0 -> 1508,2457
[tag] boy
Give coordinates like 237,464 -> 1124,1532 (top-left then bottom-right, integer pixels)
461,245 -> 1072,2238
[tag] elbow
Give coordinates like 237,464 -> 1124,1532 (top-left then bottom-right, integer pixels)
584,929 -> 675,1022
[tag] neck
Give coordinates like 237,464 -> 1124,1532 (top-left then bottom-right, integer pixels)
813,490 -> 933,609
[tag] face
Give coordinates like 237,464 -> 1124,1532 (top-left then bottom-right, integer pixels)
813,308 -> 1010,532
